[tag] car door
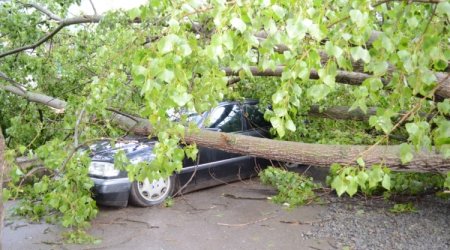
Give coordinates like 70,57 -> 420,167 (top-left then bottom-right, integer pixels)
193,103 -> 254,186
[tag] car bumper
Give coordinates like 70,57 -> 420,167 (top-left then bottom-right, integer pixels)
91,177 -> 131,207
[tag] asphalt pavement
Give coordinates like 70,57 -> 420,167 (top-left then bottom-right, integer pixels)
3,178 -> 333,250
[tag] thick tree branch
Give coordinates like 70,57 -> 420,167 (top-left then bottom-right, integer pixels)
0,15 -> 102,59
223,66 -> 450,99
21,2 -> 62,21
373,0 -> 444,7
0,84 -> 67,110
223,66 -> 389,86
308,105 -> 435,121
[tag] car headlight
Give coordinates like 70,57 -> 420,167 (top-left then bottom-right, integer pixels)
89,161 -> 120,177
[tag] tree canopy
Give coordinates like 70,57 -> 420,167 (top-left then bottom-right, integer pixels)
0,0 -> 449,238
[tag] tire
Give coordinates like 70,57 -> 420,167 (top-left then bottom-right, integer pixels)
129,175 -> 175,207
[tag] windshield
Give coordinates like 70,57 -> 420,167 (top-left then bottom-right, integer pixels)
166,109 -> 204,126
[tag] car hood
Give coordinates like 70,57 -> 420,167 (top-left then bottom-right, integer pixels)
89,139 -> 157,162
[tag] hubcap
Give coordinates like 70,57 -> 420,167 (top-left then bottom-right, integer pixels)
137,177 -> 170,202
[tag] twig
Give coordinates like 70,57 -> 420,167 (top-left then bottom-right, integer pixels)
279,218 -> 331,225
21,2 -> 62,21
88,0 -> 98,16
217,215 -> 276,227
222,193 -> 267,200
422,3 -> 437,35
123,218 -> 158,229
0,15 -> 102,58
0,71 -> 27,94
39,241 -> 63,246
106,108 -> 139,123
74,107 -> 86,147
15,166 -> 52,195
173,154 -> 199,196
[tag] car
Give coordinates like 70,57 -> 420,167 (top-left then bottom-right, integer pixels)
88,100 -> 272,207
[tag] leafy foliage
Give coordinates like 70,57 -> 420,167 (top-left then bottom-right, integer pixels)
260,167 -> 319,207
389,202 -> 417,213
327,164 -> 446,197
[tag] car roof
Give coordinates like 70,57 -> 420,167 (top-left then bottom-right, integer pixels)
217,99 -> 258,106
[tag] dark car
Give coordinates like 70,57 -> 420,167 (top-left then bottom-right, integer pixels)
88,100 -> 272,207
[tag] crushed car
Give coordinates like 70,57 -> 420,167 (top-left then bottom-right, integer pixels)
88,100 -> 272,207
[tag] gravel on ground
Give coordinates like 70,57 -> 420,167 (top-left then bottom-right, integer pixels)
306,194 -> 450,249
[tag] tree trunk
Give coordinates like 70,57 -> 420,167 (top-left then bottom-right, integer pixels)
111,114 -> 450,173
2,82 -> 449,173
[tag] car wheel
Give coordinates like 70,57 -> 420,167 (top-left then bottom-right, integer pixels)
130,176 -> 175,207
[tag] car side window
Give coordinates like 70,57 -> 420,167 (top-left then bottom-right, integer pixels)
244,104 -> 271,129
206,104 -> 243,132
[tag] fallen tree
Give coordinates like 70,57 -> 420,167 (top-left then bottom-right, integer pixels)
113,112 -> 450,173
1,82 -> 448,172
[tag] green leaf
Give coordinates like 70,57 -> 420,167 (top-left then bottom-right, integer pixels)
372,62 -> 389,76
325,42 -> 343,59
437,2 -> 450,18
350,46 -> 371,63
331,175 -> 346,197
406,123 -> 419,135
368,166 -> 384,188
18,145 -> 27,154
269,116 -> 282,128
230,17 -> 246,32
3,188 -> 11,202
272,90 -> 287,104
356,157 -> 365,167
307,84 -> 330,102
271,5 -> 286,19
407,16 -> 419,28
382,174 -> 391,190
158,34 -> 179,54
185,144 -> 198,161
270,117 -> 285,137
345,175 -> 358,197
356,171 -> 369,187
285,119 -> 296,132
349,9 -> 368,27
286,18 -> 307,39
437,99 -> 450,115
171,92 -> 192,107
158,69 -> 174,83
399,143 -> 414,164
128,8 -> 141,20
369,115 -> 393,134
274,107 -> 287,117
